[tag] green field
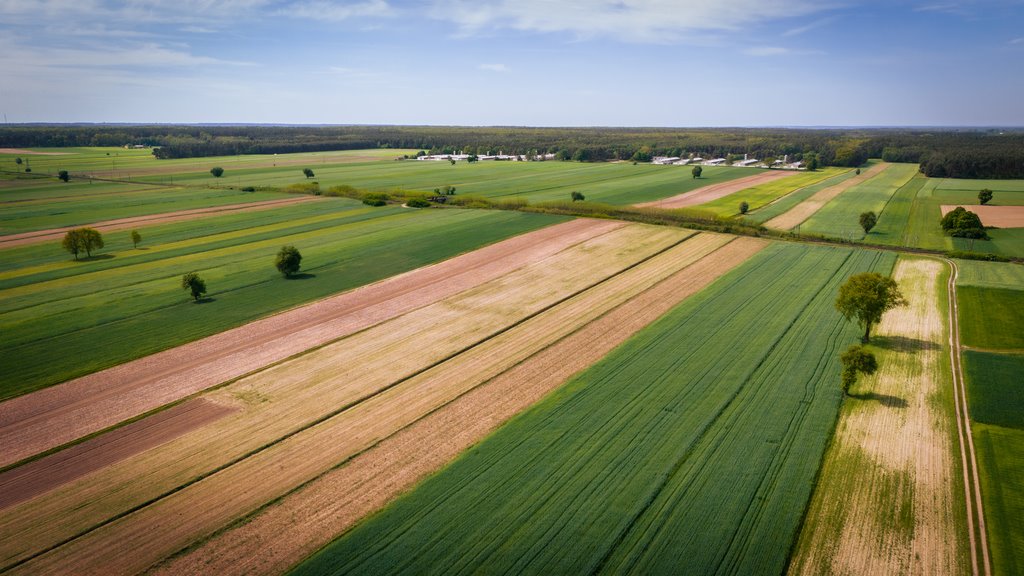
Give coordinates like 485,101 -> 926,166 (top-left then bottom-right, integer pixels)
744,169 -> 861,224
957,286 -> 1024,350
868,174 -> 928,246
801,163 -> 919,240
291,243 -> 894,576
0,204 -> 566,399
698,167 -> 848,217
957,259 -> 1024,289
965,351 -> 1024,429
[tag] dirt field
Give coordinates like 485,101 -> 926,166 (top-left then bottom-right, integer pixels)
0,224 -> 683,569
940,205 -> 1024,228
28,236 -> 766,576
790,258 -> 967,575
635,170 -> 796,209
0,196 -> 322,248
0,399 -> 235,510
0,218 -> 620,468
764,162 -> 890,230
0,149 -> 72,156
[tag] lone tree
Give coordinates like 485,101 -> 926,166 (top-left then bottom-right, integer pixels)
303,168 -> 315,179
835,272 -> 907,343
859,211 -> 877,234
61,227 -> 104,260
978,188 -> 993,205
14,157 -> 22,168
58,170 -> 70,182
570,191 -> 585,202
856,168 -> 861,175
739,201 -> 750,215
840,344 -> 878,395
181,272 -> 207,302
275,245 -> 303,278
210,167 -> 224,177
691,165 -> 703,179
131,229 -> 142,249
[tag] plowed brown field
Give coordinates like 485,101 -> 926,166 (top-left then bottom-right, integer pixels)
0,218 -> 618,468
940,205 -> 1024,228
764,162 -> 890,230
635,170 -> 796,209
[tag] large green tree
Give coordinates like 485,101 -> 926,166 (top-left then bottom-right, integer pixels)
61,227 -> 104,260
181,272 -> 207,302
275,245 -> 303,278
691,165 -> 703,179
859,211 -> 877,234
835,272 -> 907,343
210,166 -> 224,177
978,188 -> 993,205
940,206 -> 987,239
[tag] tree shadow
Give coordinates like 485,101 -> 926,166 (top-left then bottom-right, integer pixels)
76,254 -> 116,262
872,335 -> 940,352
285,273 -> 316,280
849,392 -> 908,409
193,297 -> 217,304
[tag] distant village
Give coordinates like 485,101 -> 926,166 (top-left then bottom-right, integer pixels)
416,151 -> 804,169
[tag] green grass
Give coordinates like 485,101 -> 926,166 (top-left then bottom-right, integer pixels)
290,243 -> 895,576
972,423 -> 1024,575
957,286 -> 1024,350
801,163 -> 919,240
744,169 -> 861,224
869,174 -> 928,246
0,208 -> 567,399
964,351 -> 1024,429
935,178 -> 1024,193
698,167 -> 848,217
956,260 -> 1024,289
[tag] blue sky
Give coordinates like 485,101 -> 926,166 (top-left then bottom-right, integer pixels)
1,0 -> 1022,125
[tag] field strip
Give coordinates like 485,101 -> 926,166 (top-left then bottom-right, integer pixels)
0,399 -> 236,510
0,218 -> 620,468
789,258 -> 968,575
940,205 -> 1024,228
764,162 -> 889,230
634,170 -> 795,209
0,196 -> 321,248
150,236 -> 768,576
0,223 -> 684,569
946,259 -> 992,576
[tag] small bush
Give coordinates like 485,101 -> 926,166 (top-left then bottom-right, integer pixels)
362,192 -> 388,206
947,251 -> 1009,262
241,186 -> 256,192
406,198 -> 431,208
283,182 -> 321,195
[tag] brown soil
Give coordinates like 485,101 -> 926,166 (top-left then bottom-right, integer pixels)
0,399 -> 236,510
0,218 -> 621,469
635,170 -> 797,209
0,196 -> 321,248
764,162 -> 889,230
0,149 -> 72,156
108,238 -> 764,576
940,205 -> 1024,228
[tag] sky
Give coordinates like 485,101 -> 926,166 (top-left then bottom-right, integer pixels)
1,0 -> 1023,126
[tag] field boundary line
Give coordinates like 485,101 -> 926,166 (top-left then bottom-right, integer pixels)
0,229 -> 699,573
944,257 -> 992,576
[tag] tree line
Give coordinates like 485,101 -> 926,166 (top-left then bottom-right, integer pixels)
3,125 -> 1022,178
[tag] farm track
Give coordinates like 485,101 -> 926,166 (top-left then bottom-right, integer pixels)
946,258 -> 992,576
0,223 -> 685,572
0,195 -> 321,248
635,170 -> 796,209
764,162 -> 890,231
150,236 -> 767,576
0,218 -> 620,468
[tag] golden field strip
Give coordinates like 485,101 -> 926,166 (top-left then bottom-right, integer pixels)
764,162 -> 890,230
0,218 -> 614,467
1,224 -> 736,573
790,258 -> 968,575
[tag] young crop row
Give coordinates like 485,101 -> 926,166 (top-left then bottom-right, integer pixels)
800,163 -> 919,240
0,207 -> 563,398
744,168 -> 859,224
291,243 -> 894,576
697,167 -> 847,217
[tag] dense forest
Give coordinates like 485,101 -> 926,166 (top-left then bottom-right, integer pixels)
2,125 -> 1022,178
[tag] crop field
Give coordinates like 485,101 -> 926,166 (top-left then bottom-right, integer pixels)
290,243 -> 894,576
791,257 -> 968,575
957,286 -> 1024,350
762,161 -> 890,231
696,167 -> 848,217
0,203 -> 565,399
800,163 -> 919,240
0,226 -> 764,575
744,168 -> 859,224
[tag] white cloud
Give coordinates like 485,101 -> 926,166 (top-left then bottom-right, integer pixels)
782,16 -> 836,37
1010,37 -> 1024,44
430,0 -> 834,43
743,46 -> 790,56
478,63 -> 508,72
283,0 -> 392,21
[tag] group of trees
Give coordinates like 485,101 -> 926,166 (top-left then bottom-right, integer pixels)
835,272 -> 907,394
61,228 -> 104,260
940,207 -> 988,239
7,125 -> 1021,176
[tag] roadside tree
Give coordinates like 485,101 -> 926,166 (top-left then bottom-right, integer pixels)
181,272 -> 207,302
275,245 -> 303,277
835,272 -> 907,343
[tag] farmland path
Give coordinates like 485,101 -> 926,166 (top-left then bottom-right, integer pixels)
0,218 -> 619,468
764,162 -> 889,231
0,195 -> 321,248
635,170 -> 796,209
946,258 -> 992,576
